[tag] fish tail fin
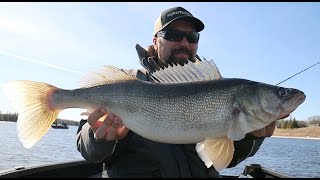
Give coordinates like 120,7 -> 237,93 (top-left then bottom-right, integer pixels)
196,137 -> 234,172
2,80 -> 61,149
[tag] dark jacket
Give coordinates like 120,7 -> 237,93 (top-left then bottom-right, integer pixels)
76,69 -> 265,178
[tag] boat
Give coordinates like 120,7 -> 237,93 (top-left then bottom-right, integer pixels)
51,121 -> 69,129
0,160 -> 293,178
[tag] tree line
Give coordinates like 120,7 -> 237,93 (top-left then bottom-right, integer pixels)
278,115 -> 320,129
0,112 -> 18,122
0,111 -> 80,126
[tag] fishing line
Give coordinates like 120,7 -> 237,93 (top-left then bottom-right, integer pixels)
2,49 -> 319,85
276,61 -> 320,85
0,50 -> 84,75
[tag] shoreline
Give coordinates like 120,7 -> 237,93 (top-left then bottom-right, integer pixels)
271,126 -> 320,140
271,135 -> 320,140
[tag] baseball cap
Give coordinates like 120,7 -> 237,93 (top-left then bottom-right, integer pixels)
153,6 -> 205,37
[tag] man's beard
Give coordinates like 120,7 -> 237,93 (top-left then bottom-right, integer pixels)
167,47 -> 193,66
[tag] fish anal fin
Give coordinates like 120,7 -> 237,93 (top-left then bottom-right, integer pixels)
80,108 -> 96,117
79,66 -> 137,88
196,137 -> 234,172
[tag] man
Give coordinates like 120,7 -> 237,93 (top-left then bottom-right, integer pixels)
77,6 -> 276,178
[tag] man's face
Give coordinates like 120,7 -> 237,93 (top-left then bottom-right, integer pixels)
154,20 -> 199,66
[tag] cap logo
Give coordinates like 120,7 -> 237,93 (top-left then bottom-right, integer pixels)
167,11 -> 191,18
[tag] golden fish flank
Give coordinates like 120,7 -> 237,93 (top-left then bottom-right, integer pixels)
2,59 -> 306,172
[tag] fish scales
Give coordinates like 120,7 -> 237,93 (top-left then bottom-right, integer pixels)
50,78 -> 250,144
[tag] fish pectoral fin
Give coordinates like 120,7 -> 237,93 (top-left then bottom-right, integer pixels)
227,107 -> 249,141
195,137 -> 234,172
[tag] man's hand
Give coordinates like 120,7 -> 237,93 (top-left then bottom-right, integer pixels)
249,121 -> 277,137
87,108 -> 129,141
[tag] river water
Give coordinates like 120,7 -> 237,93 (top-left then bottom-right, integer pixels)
0,121 -> 319,178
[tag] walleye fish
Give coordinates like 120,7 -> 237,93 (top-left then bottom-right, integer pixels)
2,59 -> 306,172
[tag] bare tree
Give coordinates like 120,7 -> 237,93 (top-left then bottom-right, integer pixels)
307,115 -> 320,125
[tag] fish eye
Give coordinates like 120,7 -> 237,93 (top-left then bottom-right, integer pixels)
279,87 -> 288,96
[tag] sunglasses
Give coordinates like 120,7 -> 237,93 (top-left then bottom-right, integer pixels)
157,30 -> 200,43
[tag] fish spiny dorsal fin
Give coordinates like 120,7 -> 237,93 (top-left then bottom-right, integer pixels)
150,59 -> 222,83
79,66 -> 137,88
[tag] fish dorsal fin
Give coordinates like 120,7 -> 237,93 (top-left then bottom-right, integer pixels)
79,66 -> 137,88
150,59 -> 222,83
196,137 -> 234,172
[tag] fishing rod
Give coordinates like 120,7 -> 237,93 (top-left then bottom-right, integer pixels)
276,61 -> 320,85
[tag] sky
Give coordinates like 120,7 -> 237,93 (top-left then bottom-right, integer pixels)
0,2 -> 319,122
